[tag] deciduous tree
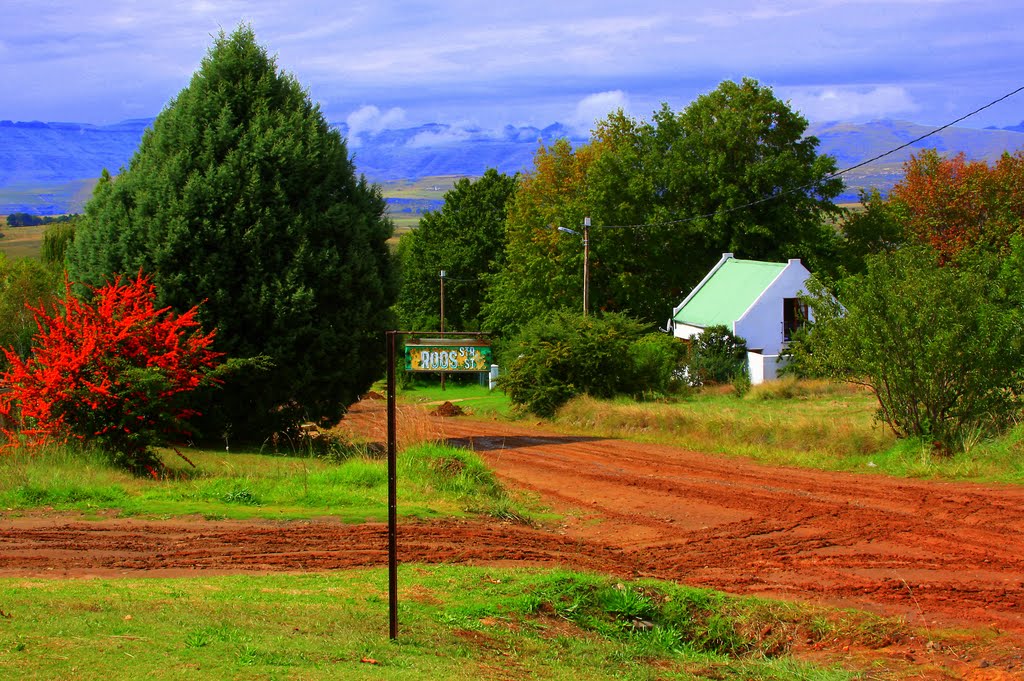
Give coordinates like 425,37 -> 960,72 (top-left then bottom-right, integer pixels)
396,169 -> 516,331
483,139 -> 601,336
484,79 -> 843,335
793,246 -> 1024,452
889,149 -> 1024,261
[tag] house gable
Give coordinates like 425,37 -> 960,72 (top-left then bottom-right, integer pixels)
672,256 -> 787,331
733,258 -> 812,355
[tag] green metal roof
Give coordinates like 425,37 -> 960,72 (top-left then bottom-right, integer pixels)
673,258 -> 787,328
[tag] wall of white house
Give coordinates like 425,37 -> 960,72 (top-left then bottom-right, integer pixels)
747,352 -> 786,385
733,261 -> 812,356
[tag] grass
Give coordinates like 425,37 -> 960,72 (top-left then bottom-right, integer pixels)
0,565 -> 927,680
0,440 -> 537,523
398,380 -> 513,419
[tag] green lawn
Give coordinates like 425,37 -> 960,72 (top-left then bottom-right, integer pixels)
0,566 -> 918,680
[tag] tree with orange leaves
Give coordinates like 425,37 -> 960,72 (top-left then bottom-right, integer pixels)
889,149 -> 1024,261
483,138 -> 604,335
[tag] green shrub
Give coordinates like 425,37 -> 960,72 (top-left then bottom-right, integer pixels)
627,332 -> 686,397
793,245 -> 1024,453
500,311 -> 658,417
685,324 -> 748,385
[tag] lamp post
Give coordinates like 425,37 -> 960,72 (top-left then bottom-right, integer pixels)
557,217 -> 591,316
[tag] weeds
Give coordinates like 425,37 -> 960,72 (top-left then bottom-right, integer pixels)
0,440 -> 540,524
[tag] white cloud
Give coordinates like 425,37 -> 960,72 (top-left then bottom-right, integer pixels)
784,86 -> 919,122
569,91 -> 630,133
345,105 -> 407,141
408,126 -> 476,148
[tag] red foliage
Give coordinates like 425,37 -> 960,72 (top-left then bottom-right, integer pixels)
0,272 -> 222,462
892,150 -> 1024,261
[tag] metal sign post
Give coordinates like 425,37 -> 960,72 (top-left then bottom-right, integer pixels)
384,330 -> 490,641
386,331 -> 398,640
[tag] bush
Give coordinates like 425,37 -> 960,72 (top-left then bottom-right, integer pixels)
684,324 -> 748,386
0,255 -> 61,367
500,311 -> 680,417
792,246 -> 1024,452
628,332 -> 687,397
0,273 -> 222,471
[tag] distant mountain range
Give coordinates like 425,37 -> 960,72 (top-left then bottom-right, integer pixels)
2,116 -> 1023,215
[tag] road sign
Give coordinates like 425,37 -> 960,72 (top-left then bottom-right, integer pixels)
405,339 -> 492,372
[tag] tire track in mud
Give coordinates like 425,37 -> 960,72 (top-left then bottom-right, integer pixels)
366,404 -> 1024,630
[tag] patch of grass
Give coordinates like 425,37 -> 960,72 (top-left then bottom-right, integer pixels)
556,384 -> 891,461
551,380 -> 1024,484
0,440 -> 540,522
0,566 -> 922,680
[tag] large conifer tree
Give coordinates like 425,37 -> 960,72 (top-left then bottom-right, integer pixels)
68,27 -> 396,437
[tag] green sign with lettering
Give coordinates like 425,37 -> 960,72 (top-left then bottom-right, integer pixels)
405,339 -> 492,372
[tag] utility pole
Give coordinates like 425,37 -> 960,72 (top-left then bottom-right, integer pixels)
582,217 -> 590,316
556,217 -> 592,316
439,269 -> 446,390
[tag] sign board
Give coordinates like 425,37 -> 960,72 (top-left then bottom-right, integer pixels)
405,338 -> 492,372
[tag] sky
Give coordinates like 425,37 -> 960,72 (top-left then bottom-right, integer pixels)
2,0 -> 1022,136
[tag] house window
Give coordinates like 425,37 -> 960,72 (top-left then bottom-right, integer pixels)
783,298 -> 808,341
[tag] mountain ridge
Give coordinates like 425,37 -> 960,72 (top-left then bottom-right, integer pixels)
2,117 -> 1023,214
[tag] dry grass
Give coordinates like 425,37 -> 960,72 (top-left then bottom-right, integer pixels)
555,379 -> 894,463
0,223 -> 47,260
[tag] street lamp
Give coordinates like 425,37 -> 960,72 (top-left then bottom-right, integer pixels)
556,217 -> 591,315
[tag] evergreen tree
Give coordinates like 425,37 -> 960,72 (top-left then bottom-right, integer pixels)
68,26 -> 396,437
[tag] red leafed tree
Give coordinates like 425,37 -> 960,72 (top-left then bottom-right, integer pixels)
891,149 -> 1024,261
0,272 -> 221,470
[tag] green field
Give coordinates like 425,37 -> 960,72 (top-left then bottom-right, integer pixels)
382,175 -> 467,236
0,175 -> 471,256
379,175 -> 464,199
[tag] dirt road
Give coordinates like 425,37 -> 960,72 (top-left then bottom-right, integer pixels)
2,399 -> 1023,636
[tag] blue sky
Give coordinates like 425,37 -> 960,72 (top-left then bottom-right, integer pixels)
2,1 -> 1022,135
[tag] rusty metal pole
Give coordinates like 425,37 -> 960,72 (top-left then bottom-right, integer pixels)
386,330 -> 398,640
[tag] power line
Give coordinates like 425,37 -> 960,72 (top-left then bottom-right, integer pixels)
583,84 -> 1024,231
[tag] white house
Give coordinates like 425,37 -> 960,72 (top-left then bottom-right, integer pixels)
668,253 -> 812,384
